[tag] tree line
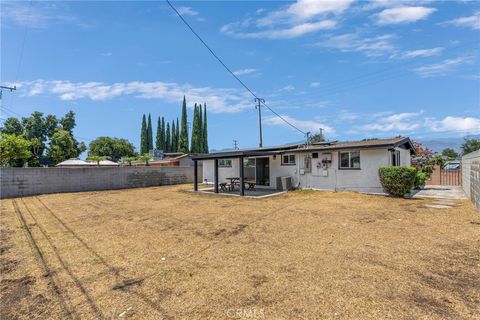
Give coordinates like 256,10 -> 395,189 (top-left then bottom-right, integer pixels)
0,111 -> 85,167
140,96 -> 208,155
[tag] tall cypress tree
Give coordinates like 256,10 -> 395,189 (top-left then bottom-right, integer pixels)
147,114 -> 153,152
203,103 -> 208,153
198,105 -> 203,153
190,104 -> 200,153
160,117 -> 165,151
175,118 -> 180,152
155,117 -> 162,150
178,96 -> 189,153
171,120 -> 176,152
165,122 -> 171,152
140,114 -> 148,154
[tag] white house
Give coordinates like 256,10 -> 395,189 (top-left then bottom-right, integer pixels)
192,137 -> 416,195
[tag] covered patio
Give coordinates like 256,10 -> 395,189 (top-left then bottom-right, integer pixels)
192,149 -> 287,196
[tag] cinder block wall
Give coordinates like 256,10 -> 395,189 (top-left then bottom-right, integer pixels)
462,150 -> 480,210
0,166 -> 200,199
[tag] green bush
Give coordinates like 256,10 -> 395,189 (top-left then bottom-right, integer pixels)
414,171 -> 427,189
378,166 -> 417,197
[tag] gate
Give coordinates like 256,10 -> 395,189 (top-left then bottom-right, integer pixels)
426,165 -> 462,186
439,167 -> 462,185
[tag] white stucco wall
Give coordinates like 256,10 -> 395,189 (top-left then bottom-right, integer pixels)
202,147 -> 411,194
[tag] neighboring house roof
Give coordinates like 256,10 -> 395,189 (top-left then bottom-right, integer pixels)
56,158 -> 94,166
192,137 -> 416,160
97,160 -> 119,166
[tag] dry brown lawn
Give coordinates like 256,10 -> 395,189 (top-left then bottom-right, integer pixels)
1,185 -> 479,320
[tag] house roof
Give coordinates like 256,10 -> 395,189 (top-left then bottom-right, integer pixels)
56,158 -> 94,166
192,137 -> 416,160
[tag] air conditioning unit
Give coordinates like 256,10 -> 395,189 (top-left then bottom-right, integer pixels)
276,176 -> 293,191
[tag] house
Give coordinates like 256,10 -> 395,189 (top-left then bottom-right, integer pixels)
134,153 -> 200,167
192,137 -> 416,195
56,158 -> 95,167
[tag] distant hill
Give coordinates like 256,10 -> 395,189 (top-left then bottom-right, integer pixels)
415,135 -> 480,153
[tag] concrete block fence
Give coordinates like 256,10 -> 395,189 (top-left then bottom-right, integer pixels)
0,166 -> 200,199
462,150 -> 480,210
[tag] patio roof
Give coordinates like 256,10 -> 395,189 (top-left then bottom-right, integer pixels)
192,136 -> 416,160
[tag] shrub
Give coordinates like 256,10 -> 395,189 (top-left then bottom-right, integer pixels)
378,166 -> 417,197
414,171 -> 427,189
419,164 -> 434,178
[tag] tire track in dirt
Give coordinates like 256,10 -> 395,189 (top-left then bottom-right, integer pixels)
19,198 -> 105,319
12,200 -> 77,320
33,197 -> 174,320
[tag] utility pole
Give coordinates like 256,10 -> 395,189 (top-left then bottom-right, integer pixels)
319,128 -> 324,142
254,97 -> 265,148
306,132 -> 311,147
233,140 -> 239,150
0,85 -> 16,100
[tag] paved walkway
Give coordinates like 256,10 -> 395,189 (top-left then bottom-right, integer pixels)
413,185 -> 466,200
413,185 -> 467,209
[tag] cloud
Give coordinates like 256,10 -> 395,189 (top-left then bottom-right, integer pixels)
359,112 -> 480,135
16,80 -> 252,113
176,6 -> 199,16
376,6 -> 436,25
360,111 -> 423,131
221,20 -> 337,39
1,1 -> 78,28
318,33 -> 396,57
280,85 -> 295,92
221,0 -> 354,39
443,11 -> 480,30
426,116 -> 480,134
414,56 -> 475,77
402,47 -> 443,58
264,115 -> 335,135
310,82 -> 321,88
233,68 -> 258,76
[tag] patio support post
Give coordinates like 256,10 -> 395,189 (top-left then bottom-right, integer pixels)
239,156 -> 245,196
193,160 -> 198,191
214,159 -> 219,193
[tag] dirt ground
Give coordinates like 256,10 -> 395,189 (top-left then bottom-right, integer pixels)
1,184 -> 479,319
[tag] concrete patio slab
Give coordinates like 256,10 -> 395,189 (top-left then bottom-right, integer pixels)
413,185 -> 466,200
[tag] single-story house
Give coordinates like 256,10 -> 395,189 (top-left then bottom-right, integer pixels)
192,136 -> 416,195
134,153 -> 200,167
56,158 -> 119,167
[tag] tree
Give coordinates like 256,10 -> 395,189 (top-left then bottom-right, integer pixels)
86,155 -> 107,165
1,117 -> 23,135
171,120 -> 177,152
156,117 -> 162,150
190,104 -> 200,153
60,111 -> 76,132
0,133 -> 32,167
175,118 -> 180,152
88,137 -> 136,162
121,156 -> 137,166
138,153 -> 151,166
202,104 -> 208,153
461,138 -> 480,155
47,128 -> 85,165
165,122 -> 171,152
178,96 -> 189,153
160,117 -> 165,150
147,114 -> 153,152
441,148 -> 458,160
198,104 -> 203,152
22,111 -> 48,166
140,114 -> 148,154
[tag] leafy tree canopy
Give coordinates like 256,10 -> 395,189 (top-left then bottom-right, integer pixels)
0,133 -> 32,167
88,136 -> 136,162
47,129 -> 86,165
1,117 -> 23,135
461,138 -> 480,155
441,148 -> 458,160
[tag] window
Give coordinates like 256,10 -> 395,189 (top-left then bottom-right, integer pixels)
218,159 -> 232,167
391,150 -> 400,166
282,154 -> 296,165
339,151 -> 361,169
244,158 -> 255,167
312,152 -> 318,159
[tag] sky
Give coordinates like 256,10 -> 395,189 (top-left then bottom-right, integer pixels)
1,0 -> 479,152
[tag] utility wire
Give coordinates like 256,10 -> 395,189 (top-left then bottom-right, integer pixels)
165,0 -> 306,135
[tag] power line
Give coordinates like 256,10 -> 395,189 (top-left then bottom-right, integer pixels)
165,0 -> 306,136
